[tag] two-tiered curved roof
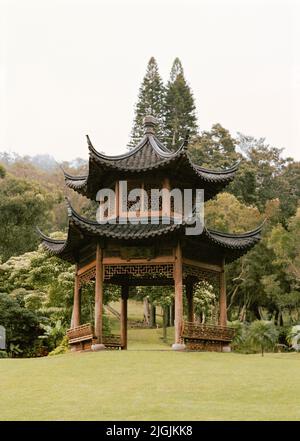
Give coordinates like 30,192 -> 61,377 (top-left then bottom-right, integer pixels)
38,116 -> 263,264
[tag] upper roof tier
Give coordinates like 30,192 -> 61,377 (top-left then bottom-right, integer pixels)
64,116 -> 240,201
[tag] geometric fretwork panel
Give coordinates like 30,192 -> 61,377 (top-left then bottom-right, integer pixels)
183,264 -> 220,291
104,264 -> 174,280
78,267 -> 96,287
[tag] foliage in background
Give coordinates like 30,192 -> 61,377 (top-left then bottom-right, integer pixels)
0,164 -> 6,179
0,173 -> 60,261
129,57 -> 166,147
129,57 -> 198,149
189,123 -> 238,168
0,292 -> 43,357
287,325 -> 300,351
164,58 -> 198,150
193,281 -> 217,324
0,242 -> 115,356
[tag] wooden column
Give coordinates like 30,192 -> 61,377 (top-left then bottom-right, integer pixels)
95,244 -> 104,343
173,242 -> 185,348
219,258 -> 227,327
186,281 -> 194,323
115,181 -> 119,219
73,265 -> 81,328
121,285 -> 129,350
162,177 -> 171,217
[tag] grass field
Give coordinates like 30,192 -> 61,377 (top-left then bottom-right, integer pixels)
1,325 -> 300,421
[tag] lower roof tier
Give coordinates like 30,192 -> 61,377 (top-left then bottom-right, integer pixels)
37,201 -> 263,265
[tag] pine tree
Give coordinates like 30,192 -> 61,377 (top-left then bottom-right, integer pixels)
129,57 -> 166,147
169,57 -> 184,82
165,58 -> 198,150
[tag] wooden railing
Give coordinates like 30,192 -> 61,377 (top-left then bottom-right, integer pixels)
67,323 -> 94,343
66,323 -> 122,349
182,321 -> 235,342
103,334 -> 122,347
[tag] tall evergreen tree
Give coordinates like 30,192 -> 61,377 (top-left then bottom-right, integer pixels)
169,57 -> 184,82
129,57 -> 166,147
165,58 -> 198,150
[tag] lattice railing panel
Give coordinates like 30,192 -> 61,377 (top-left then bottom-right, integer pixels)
67,323 -> 93,340
104,263 -> 174,280
182,321 -> 235,342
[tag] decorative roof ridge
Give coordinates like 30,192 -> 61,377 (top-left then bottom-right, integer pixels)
87,134 -> 150,161
151,136 -> 171,153
205,220 -> 265,239
63,169 -> 87,181
86,132 -> 186,162
35,226 -> 66,244
147,134 -> 188,158
65,197 -> 100,226
191,159 -> 241,176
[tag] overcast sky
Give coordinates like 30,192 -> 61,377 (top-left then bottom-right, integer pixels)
1,0 -> 299,162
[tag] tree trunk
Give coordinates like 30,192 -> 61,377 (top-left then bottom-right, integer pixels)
279,311 -> 284,327
166,306 -> 171,327
143,297 -> 150,326
163,307 -> 168,343
239,304 -> 247,322
121,286 -> 128,350
149,305 -> 156,328
252,304 -> 261,320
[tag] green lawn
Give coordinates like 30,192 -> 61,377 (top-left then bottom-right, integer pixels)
1,327 -> 300,421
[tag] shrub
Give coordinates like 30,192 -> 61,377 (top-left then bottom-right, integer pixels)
277,325 -> 290,347
48,335 -> 69,356
229,321 -> 255,354
248,320 -> 279,356
287,325 -> 300,351
0,350 -> 8,358
0,292 -> 43,357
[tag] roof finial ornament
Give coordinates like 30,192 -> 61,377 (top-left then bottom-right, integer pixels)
86,134 -> 93,148
143,115 -> 158,135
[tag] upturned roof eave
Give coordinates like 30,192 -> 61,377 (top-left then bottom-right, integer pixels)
37,201 -> 263,260
63,153 -> 239,195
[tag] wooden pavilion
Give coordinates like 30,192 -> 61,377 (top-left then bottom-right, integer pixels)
38,116 -> 262,351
